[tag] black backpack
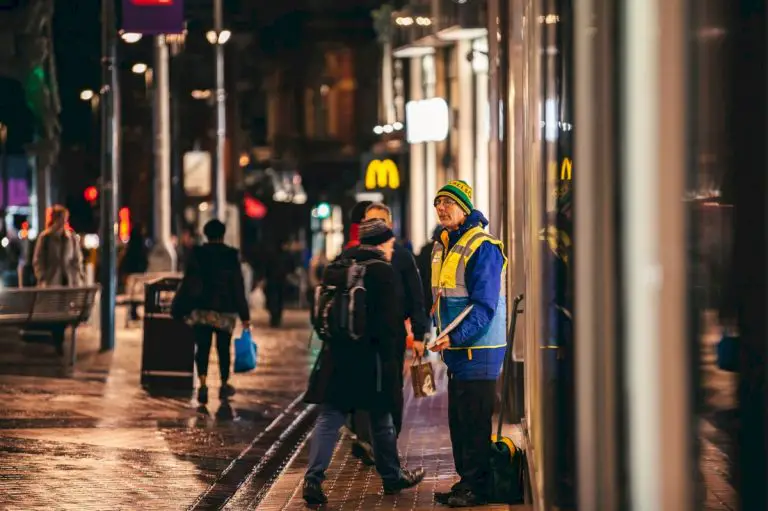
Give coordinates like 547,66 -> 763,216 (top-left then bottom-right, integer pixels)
312,258 -> 376,343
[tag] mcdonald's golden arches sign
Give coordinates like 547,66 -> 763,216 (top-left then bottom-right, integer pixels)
365,159 -> 400,190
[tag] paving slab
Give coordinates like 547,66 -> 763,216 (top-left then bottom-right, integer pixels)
0,307 -> 315,510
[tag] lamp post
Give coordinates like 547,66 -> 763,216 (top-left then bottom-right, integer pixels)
207,0 -> 230,221
100,0 -> 120,352
168,30 -> 187,238
0,123 -> 7,237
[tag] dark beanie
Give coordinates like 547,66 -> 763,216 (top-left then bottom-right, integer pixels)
359,219 -> 394,246
349,201 -> 373,224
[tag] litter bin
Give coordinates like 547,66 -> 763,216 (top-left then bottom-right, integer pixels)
141,277 -> 195,391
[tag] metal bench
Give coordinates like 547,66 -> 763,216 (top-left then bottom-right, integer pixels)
0,286 -> 99,366
118,272 -> 182,328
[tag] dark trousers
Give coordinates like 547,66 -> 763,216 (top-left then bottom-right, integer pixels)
352,340 -> 406,444
448,376 -> 496,496
193,326 -> 231,382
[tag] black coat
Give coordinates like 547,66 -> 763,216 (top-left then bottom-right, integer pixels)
182,243 -> 250,321
334,242 -> 429,343
392,242 -> 429,342
305,247 -> 403,413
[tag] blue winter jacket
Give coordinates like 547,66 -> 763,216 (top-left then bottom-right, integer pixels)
434,210 -> 507,380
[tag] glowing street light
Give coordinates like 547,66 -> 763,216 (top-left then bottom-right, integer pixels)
131,62 -> 148,74
120,32 -> 142,44
206,29 -> 231,45
80,89 -> 95,101
191,89 -> 212,100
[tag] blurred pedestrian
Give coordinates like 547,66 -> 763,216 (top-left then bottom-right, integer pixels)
119,225 -> 149,320
33,205 -> 83,288
32,205 -> 84,355
264,241 -> 294,327
179,219 -> 251,405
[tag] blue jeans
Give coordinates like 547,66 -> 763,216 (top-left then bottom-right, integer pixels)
305,405 -> 403,485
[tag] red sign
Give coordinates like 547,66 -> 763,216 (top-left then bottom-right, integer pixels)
130,0 -> 173,4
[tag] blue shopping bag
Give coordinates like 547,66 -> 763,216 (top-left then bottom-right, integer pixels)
234,330 -> 258,373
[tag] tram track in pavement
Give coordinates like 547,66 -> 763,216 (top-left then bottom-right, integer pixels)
188,394 -> 318,511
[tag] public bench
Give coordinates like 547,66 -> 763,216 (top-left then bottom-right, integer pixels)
0,286 -> 99,366
118,272 -> 182,328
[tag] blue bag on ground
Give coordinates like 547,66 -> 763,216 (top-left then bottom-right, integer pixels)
234,330 -> 258,373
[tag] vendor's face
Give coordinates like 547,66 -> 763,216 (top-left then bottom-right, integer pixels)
434,197 -> 466,231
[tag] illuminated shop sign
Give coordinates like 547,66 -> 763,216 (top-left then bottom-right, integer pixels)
406,98 -> 450,144
561,158 -> 572,180
365,159 -> 400,190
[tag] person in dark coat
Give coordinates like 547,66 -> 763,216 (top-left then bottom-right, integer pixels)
119,225 -> 149,321
302,219 -> 425,506
363,203 -> 429,425
415,225 -> 443,315
181,220 -> 251,405
264,242 -> 294,327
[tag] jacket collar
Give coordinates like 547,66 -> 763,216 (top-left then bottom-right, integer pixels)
355,245 -> 386,262
434,210 -> 489,249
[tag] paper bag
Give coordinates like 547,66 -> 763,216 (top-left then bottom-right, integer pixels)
411,358 -> 437,398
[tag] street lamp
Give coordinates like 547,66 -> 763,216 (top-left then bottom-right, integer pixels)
191,89 -> 212,100
206,29 -> 231,45
208,0 -> 228,220
80,89 -> 95,101
120,31 -> 142,44
131,62 -> 148,74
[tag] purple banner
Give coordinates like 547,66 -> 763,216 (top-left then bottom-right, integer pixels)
122,0 -> 184,35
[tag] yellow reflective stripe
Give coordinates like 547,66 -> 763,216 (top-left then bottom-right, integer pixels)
445,344 -> 507,350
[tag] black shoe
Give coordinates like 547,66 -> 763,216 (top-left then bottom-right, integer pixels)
383,467 -> 426,495
198,385 -> 209,405
303,480 -> 328,506
219,383 -> 236,399
351,441 -> 376,466
435,482 -> 464,505
446,489 -> 488,507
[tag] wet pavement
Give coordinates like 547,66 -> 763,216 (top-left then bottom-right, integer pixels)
253,360 -> 530,511
699,312 -> 738,510
0,307 -> 315,510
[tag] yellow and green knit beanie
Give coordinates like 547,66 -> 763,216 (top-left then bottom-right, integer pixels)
435,180 -> 474,214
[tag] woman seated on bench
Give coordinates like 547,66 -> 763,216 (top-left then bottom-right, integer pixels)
32,205 -> 85,355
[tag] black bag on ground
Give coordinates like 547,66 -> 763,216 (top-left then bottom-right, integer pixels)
488,294 -> 526,505
312,258 -> 371,343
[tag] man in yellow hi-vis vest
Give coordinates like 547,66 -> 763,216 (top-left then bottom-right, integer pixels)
429,180 -> 507,508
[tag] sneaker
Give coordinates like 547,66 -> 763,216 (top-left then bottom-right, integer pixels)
382,467 -> 426,495
351,441 -> 376,466
446,489 -> 488,508
302,480 -> 328,506
219,383 -> 236,399
198,385 -> 209,405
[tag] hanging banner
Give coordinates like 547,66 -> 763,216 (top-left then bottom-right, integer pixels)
122,0 -> 184,35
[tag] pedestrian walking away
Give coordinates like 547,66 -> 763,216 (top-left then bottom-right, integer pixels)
172,219 -> 251,405
303,218 -> 425,506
